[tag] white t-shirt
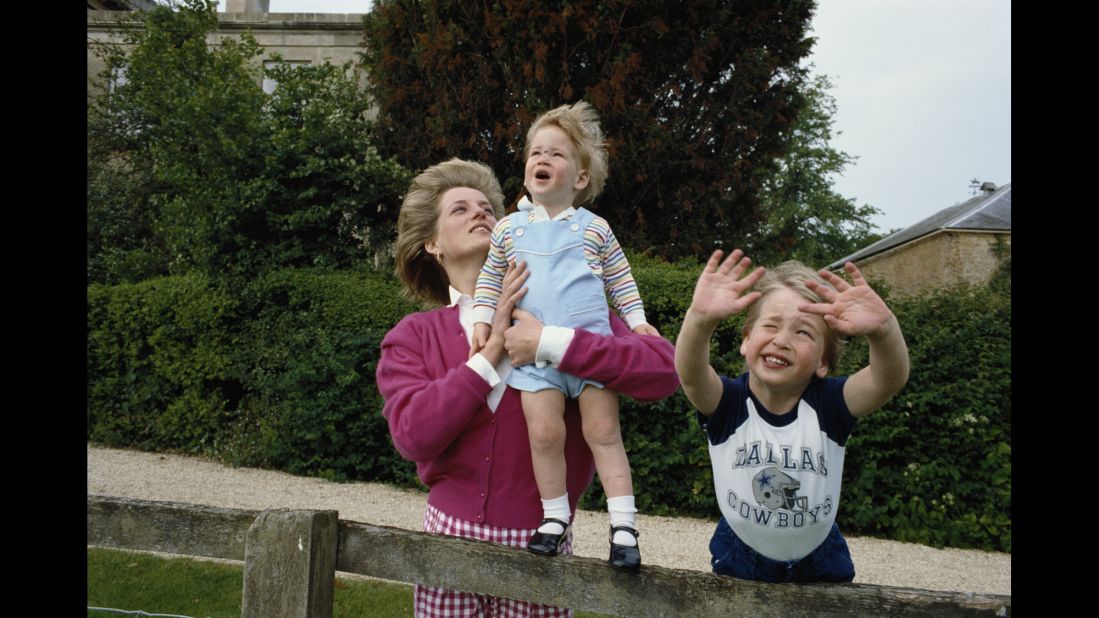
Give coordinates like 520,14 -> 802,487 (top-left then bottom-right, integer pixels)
701,372 -> 857,561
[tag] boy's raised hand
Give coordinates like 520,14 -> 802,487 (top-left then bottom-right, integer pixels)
688,249 -> 766,325
799,262 -> 896,338
802,261 -> 909,417
677,249 -> 762,416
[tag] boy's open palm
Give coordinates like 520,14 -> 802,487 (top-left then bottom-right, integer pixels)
689,249 -> 766,323
800,262 -> 895,338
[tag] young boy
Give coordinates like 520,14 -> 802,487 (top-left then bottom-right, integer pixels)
674,249 -> 909,582
471,101 -> 659,571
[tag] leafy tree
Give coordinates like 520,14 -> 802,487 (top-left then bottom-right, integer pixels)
234,59 -> 411,273
748,73 -> 886,267
88,0 -> 268,282
87,131 -> 167,284
88,0 -> 409,283
361,0 -> 817,260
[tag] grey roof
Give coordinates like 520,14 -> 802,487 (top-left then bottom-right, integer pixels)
829,183 -> 1011,269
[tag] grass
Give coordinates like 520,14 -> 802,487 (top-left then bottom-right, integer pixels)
87,547 -> 412,618
87,547 -> 610,617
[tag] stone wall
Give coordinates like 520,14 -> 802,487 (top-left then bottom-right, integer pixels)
853,230 -> 1010,298
87,10 -> 368,98
214,12 -> 368,72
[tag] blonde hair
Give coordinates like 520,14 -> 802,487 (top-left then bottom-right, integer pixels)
394,158 -> 504,306
524,100 -> 609,206
742,261 -> 846,372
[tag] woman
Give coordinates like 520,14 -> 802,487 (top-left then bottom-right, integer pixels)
376,158 -> 678,617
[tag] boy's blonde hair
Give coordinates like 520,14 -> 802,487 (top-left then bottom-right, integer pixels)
524,100 -> 608,206
742,261 -> 846,372
394,158 -> 505,306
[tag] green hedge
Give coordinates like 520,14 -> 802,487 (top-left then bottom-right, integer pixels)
87,275 -> 236,452
221,268 -> 420,484
86,261 -> 1010,552
834,285 -> 1011,552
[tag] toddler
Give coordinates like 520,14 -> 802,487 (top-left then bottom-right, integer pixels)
472,101 -> 658,571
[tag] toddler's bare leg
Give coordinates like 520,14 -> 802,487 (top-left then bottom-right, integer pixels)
580,386 -> 641,564
522,389 -> 568,501
578,386 -> 632,499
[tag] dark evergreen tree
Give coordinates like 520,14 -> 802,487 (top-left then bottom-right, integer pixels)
361,0 -> 817,260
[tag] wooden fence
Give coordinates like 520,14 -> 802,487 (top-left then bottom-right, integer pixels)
87,494 -> 1011,617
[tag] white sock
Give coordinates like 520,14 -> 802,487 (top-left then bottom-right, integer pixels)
607,495 -> 638,546
538,493 -> 570,535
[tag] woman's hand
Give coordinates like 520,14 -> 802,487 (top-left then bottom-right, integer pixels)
503,309 -> 544,366
479,261 -> 529,366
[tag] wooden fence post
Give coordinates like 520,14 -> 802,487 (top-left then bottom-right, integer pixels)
241,509 -> 338,618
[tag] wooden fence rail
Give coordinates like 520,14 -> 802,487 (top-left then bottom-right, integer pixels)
88,495 -> 1011,617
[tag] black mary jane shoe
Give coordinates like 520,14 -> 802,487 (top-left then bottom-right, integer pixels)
527,518 -> 570,556
609,525 -> 641,571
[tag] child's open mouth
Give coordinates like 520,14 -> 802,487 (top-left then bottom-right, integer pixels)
535,171 -> 551,180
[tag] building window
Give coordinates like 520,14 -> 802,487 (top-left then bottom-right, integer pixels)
109,64 -> 129,95
262,60 -> 309,94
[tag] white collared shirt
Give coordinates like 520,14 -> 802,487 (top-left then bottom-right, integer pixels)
452,287 -> 574,412
526,203 -> 577,223
518,195 -> 576,222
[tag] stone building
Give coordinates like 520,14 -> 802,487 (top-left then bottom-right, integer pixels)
828,183 -> 1011,298
88,0 -> 369,97
87,0 -> 157,10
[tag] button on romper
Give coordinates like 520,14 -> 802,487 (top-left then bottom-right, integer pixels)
508,206 -> 612,398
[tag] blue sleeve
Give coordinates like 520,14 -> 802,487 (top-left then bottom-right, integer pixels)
803,376 -> 858,446
698,373 -> 750,446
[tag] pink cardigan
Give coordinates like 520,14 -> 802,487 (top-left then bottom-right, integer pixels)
377,305 -> 679,529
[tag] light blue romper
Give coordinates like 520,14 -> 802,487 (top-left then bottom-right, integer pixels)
507,206 -> 611,398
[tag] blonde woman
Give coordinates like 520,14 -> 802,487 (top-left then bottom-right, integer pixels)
376,158 -> 678,617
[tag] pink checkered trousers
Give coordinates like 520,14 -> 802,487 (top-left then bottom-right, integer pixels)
413,504 -> 574,617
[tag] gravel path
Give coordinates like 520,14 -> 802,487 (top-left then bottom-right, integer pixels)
87,444 -> 1009,596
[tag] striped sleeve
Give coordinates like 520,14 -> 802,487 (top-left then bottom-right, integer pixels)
472,217 -> 513,324
585,216 -> 647,328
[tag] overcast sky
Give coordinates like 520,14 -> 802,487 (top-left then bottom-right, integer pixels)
217,0 -> 1011,233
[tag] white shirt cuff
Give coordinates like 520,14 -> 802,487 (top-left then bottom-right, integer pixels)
624,310 -> 648,331
535,325 -> 575,368
466,353 -> 502,388
471,306 -> 495,326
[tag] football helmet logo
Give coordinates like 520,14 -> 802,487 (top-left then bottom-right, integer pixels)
752,466 -> 809,511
